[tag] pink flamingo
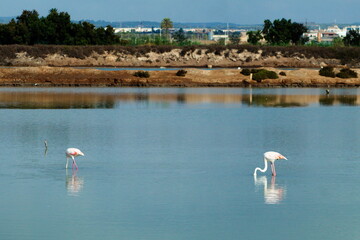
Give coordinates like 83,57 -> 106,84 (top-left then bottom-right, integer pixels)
254,151 -> 287,176
65,148 -> 85,170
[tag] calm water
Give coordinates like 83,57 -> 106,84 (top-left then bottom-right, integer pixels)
1,87 -> 360,240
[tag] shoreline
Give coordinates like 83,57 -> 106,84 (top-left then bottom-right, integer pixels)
0,66 -> 359,88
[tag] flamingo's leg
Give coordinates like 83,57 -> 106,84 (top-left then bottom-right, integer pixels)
72,157 -> 78,170
66,157 -> 69,169
271,163 -> 277,176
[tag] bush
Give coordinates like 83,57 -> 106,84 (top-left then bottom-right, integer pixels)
252,69 -> 279,82
176,69 -> 187,76
336,68 -> 358,78
241,68 -> 261,75
279,71 -> 286,76
241,69 -> 251,76
319,66 -> 336,78
241,68 -> 278,82
133,71 -> 150,78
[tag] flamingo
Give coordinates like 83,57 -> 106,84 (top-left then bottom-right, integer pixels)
65,148 -> 85,170
253,151 -> 287,176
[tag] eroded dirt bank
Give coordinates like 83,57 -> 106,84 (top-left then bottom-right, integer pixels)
1,45 -> 359,68
0,67 -> 359,87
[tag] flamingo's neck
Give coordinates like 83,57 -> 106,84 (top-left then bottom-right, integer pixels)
254,158 -> 268,176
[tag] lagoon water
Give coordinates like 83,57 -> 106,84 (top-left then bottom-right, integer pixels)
0,87 -> 360,240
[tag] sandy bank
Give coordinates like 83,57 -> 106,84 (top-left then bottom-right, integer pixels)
0,67 -> 359,87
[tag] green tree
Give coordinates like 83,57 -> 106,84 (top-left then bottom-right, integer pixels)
43,8 -> 72,44
0,8 -> 126,45
343,29 -> 360,46
16,10 -> 43,44
217,38 -> 226,45
160,18 -> 173,40
247,30 -> 263,45
229,32 -> 240,45
81,21 -> 96,44
173,28 -> 188,45
104,25 -> 119,44
262,18 -> 307,45
332,37 -> 345,47
290,22 -> 308,45
0,19 -> 19,44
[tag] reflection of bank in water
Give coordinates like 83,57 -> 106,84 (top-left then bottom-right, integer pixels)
66,170 -> 84,196
0,90 -> 358,109
254,176 -> 286,205
0,92 -> 116,109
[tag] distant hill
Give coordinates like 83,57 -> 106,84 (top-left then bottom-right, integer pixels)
0,17 -> 14,23
1,15 -> 358,31
1,16 -> 260,29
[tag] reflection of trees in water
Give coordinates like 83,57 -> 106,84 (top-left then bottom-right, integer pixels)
272,102 -> 303,107
252,95 -> 277,106
319,95 -> 357,106
0,99 -> 116,109
242,95 -> 303,107
338,95 -> 357,106
319,96 -> 336,106
176,93 -> 186,103
134,93 -> 149,101
242,95 -> 277,106
0,93 -> 117,109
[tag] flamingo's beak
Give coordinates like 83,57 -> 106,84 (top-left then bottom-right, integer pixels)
279,155 -> 287,160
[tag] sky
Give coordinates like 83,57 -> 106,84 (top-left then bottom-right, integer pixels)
0,0 -> 359,24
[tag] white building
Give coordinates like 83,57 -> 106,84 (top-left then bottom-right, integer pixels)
325,25 -> 347,37
345,25 -> 360,32
114,27 -> 160,33
304,25 -> 360,42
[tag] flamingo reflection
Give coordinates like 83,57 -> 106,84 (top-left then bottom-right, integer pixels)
44,140 -> 48,157
66,169 -> 84,196
254,176 -> 286,204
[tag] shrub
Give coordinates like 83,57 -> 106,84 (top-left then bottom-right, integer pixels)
250,69 -> 261,74
241,69 -> 251,76
176,69 -> 187,76
279,71 -> 286,76
319,66 -> 336,78
252,69 -> 279,82
240,68 -> 264,76
336,68 -> 358,78
133,71 -> 150,78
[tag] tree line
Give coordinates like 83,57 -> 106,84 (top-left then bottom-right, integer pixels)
0,9 -> 120,45
1,9 -> 359,47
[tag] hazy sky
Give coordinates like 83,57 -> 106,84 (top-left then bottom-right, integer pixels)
0,0 -> 359,24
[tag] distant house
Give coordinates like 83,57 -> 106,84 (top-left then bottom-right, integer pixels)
211,34 -> 229,42
325,25 -> 346,37
304,25 -> 360,43
303,30 -> 319,41
320,32 -> 340,42
345,25 -> 360,32
114,27 -> 159,33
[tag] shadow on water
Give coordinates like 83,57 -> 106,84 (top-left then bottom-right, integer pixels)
254,176 -> 286,204
0,89 -> 358,109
